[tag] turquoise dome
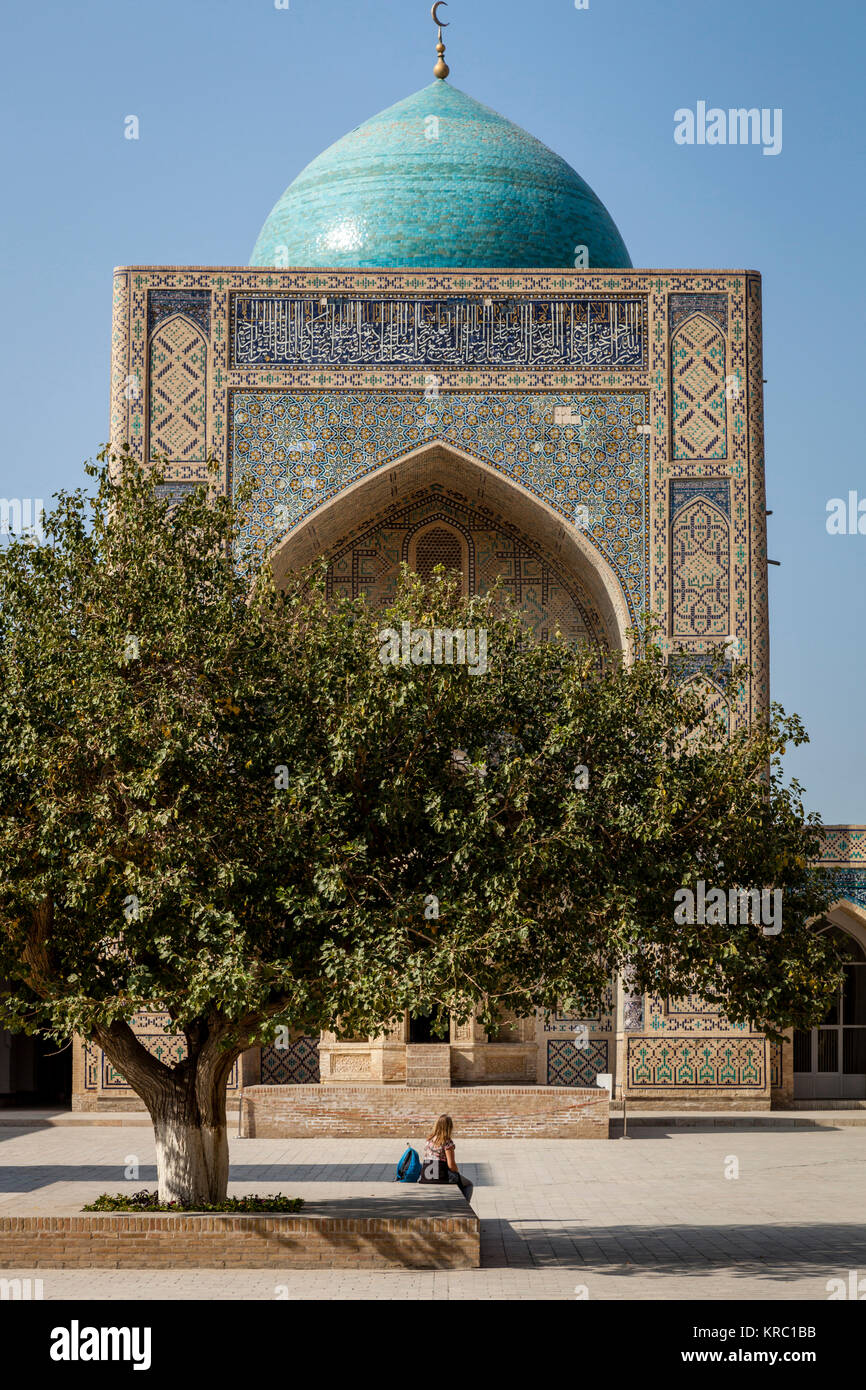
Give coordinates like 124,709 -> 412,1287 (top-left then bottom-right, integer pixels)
250,81 -> 631,270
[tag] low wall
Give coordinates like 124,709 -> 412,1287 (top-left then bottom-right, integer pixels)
0,1193 -> 479,1270
241,1084 -> 608,1138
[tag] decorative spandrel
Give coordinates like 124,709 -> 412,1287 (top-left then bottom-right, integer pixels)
230,387 -> 649,623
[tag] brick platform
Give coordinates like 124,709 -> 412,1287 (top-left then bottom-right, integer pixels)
0,1190 -> 479,1270
241,1084 -> 608,1138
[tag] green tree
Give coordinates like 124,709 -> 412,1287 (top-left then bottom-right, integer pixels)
0,451 -> 840,1203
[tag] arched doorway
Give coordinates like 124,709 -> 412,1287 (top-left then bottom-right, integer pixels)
793,920 -> 866,1100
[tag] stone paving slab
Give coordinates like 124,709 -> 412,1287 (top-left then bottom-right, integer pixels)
1,1125 -> 864,1299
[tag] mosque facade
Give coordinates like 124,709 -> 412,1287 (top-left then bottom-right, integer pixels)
49,40 -> 866,1116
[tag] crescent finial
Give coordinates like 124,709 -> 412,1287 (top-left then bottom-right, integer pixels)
431,2 -> 450,80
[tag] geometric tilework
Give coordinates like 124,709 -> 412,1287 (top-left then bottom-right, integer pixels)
83,1040 -> 99,1091
541,988 -> 615,1033
813,828 -> 866,909
326,489 -> 608,652
670,652 -> 733,687
817,827 -> 866,864
679,673 -> 732,736
647,993 -> 750,1033
770,1039 -> 783,1090
547,1038 -> 609,1087
260,1037 -> 320,1085
148,288 -> 211,340
231,387 -> 649,623
667,994 -> 726,1017
628,1037 -> 766,1087
102,1039 -> 238,1091
669,292 -> 728,337
671,314 -> 728,460
109,268 -> 763,742
100,1032 -> 185,1089
830,869 -> 866,911
148,316 -> 208,463
153,481 -> 202,506
670,478 -> 730,521
671,494 -> 730,636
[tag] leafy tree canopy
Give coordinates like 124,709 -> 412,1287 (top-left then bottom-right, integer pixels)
0,450 -> 841,1199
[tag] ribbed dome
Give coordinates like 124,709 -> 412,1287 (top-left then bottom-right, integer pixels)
250,81 -> 631,270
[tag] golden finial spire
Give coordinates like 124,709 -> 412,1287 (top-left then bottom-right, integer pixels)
431,2 -> 450,80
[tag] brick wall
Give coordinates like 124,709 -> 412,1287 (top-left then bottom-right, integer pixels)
0,1208 -> 479,1270
405,1044 -> 451,1087
242,1084 -> 608,1138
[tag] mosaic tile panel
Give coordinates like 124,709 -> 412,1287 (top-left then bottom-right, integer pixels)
148,288 -> 211,339
148,316 -> 208,463
669,292 -> 728,337
770,1039 -> 783,1090
83,1041 -> 99,1091
671,314 -> 728,461
547,1038 -> 609,1087
230,388 -> 649,623
812,829 -> 866,909
671,494 -> 730,636
647,993 -> 750,1034
670,479 -> 730,521
671,652 -> 733,687
628,1037 -> 766,1088
260,1037 -> 320,1085
153,482 -> 202,505
745,274 -> 768,716
541,988 -> 615,1033
830,869 -> 866,910
817,828 -> 866,864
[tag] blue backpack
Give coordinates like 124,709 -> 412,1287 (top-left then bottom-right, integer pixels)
395,1144 -> 422,1182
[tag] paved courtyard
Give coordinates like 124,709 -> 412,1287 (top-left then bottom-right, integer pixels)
1,1124 -> 865,1299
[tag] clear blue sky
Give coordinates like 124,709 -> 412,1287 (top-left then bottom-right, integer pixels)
1,0 -> 863,823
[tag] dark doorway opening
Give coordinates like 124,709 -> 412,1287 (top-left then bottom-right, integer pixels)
0,1032 -> 73,1108
408,1013 -> 449,1043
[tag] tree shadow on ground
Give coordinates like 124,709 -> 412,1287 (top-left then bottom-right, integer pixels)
0,1162 -> 494,1192
480,1218 -> 866,1274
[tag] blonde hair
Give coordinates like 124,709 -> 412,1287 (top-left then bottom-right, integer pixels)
428,1114 -> 453,1147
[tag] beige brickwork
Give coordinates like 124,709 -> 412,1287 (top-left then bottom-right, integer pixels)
241,1084 -> 608,1138
0,1209 -> 479,1270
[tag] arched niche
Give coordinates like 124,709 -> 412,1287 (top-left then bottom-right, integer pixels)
670,312 -> 728,462
267,441 -> 633,656
147,313 -> 208,464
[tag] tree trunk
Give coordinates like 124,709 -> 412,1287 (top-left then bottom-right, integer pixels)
93,1018 -> 240,1206
151,1099 -> 229,1206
